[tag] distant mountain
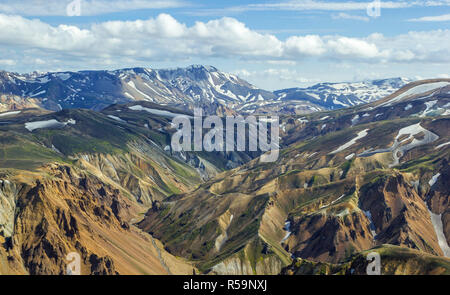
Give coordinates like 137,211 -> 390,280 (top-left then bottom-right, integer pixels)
274,78 -> 412,110
0,65 -> 276,113
0,67 -> 411,116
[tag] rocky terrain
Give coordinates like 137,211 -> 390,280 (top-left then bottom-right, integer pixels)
139,79 -> 450,274
0,77 -> 449,275
0,103 -> 210,274
0,94 -> 42,112
0,99 -> 266,274
281,245 -> 450,275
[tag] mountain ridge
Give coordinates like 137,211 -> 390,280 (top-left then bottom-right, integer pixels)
274,77 -> 412,110
0,66 -> 410,115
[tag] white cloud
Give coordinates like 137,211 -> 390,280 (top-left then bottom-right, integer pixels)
327,37 -> 382,59
0,13 -> 449,70
235,68 -> 319,84
266,60 -> 297,65
366,30 -> 450,62
0,59 -> 16,66
285,35 -> 327,56
0,0 -> 187,16
250,0 -> 450,11
409,13 -> 450,22
190,0 -> 450,16
332,13 -> 369,21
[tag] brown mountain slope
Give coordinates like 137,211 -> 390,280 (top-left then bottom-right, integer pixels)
0,95 -> 43,112
281,245 -> 450,275
1,79 -> 449,275
138,85 -> 450,273
0,163 -> 195,275
0,107 -> 208,274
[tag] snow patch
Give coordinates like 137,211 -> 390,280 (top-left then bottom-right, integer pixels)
383,82 -> 450,106
29,90 -> 46,97
25,119 -> 75,131
321,194 -> 346,209
332,194 -> 346,205
330,129 -> 369,154
0,111 -> 21,117
55,73 -> 71,81
51,144 -> 62,154
127,80 -> 151,99
420,100 -> 438,117
428,210 -> 450,257
435,141 -> 450,149
428,173 -> 440,187
363,210 -> 377,240
129,105 -> 192,118
124,92 -> 134,99
358,123 -> 439,167
345,153 -> 355,160
281,221 -> 291,243
107,115 -> 126,123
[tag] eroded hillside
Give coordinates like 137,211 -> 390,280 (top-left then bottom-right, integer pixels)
0,79 -> 449,275
139,80 -> 450,274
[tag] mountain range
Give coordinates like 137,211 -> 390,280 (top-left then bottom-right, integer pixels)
274,77 -> 411,110
0,66 -> 410,116
0,65 -> 449,275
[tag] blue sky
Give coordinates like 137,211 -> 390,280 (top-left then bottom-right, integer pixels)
0,0 -> 449,89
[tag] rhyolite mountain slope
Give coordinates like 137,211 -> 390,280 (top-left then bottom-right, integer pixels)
0,98 -> 273,274
138,79 -> 450,274
281,245 -> 450,275
0,104 -> 211,274
0,101 -> 263,274
0,78 -> 449,275
0,94 -> 42,112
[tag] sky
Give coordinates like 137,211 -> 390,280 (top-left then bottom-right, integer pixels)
0,0 -> 449,90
